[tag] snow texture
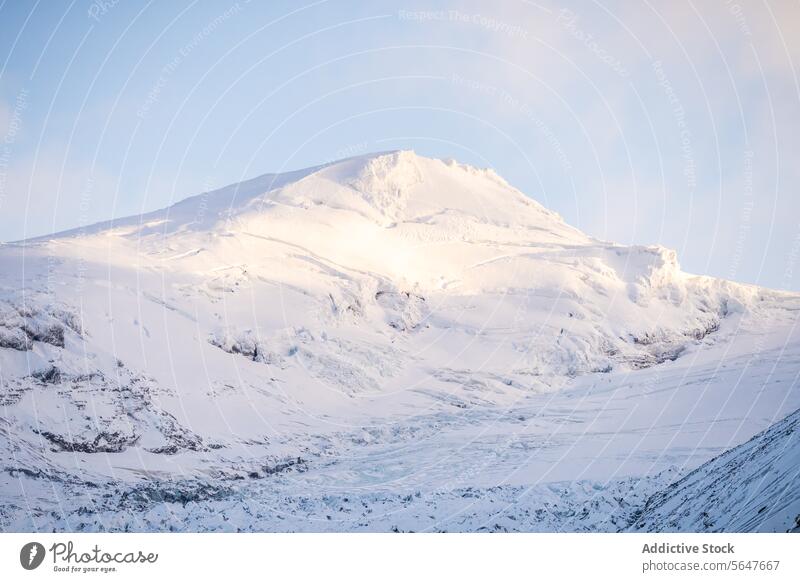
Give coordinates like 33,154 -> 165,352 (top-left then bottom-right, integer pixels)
0,151 -> 798,532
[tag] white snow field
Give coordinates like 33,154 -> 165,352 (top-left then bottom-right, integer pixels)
0,150 -> 798,532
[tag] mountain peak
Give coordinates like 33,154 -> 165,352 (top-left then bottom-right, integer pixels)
311,150 -> 425,224
14,151 -> 674,295
23,151 -> 552,243
249,149 -> 560,230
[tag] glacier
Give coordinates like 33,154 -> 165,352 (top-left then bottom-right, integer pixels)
0,150 -> 797,532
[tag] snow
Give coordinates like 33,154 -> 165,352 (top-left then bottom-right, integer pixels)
0,150 -> 798,532
631,407 -> 800,532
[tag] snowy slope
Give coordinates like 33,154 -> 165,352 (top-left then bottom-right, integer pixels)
0,150 -> 798,532
630,407 -> 800,533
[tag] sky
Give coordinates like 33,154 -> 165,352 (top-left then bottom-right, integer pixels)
0,0 -> 798,290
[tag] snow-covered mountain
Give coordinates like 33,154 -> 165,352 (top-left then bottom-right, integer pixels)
1,150 -> 798,532
631,407 -> 800,533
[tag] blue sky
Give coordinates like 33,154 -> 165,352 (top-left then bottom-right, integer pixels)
1,0 -> 798,290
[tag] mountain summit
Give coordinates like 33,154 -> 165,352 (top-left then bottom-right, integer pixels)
1,151 -> 798,532
42,150 -> 583,290
11,150 -> 769,377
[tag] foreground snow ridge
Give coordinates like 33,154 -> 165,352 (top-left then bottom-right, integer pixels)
1,150 -> 798,532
